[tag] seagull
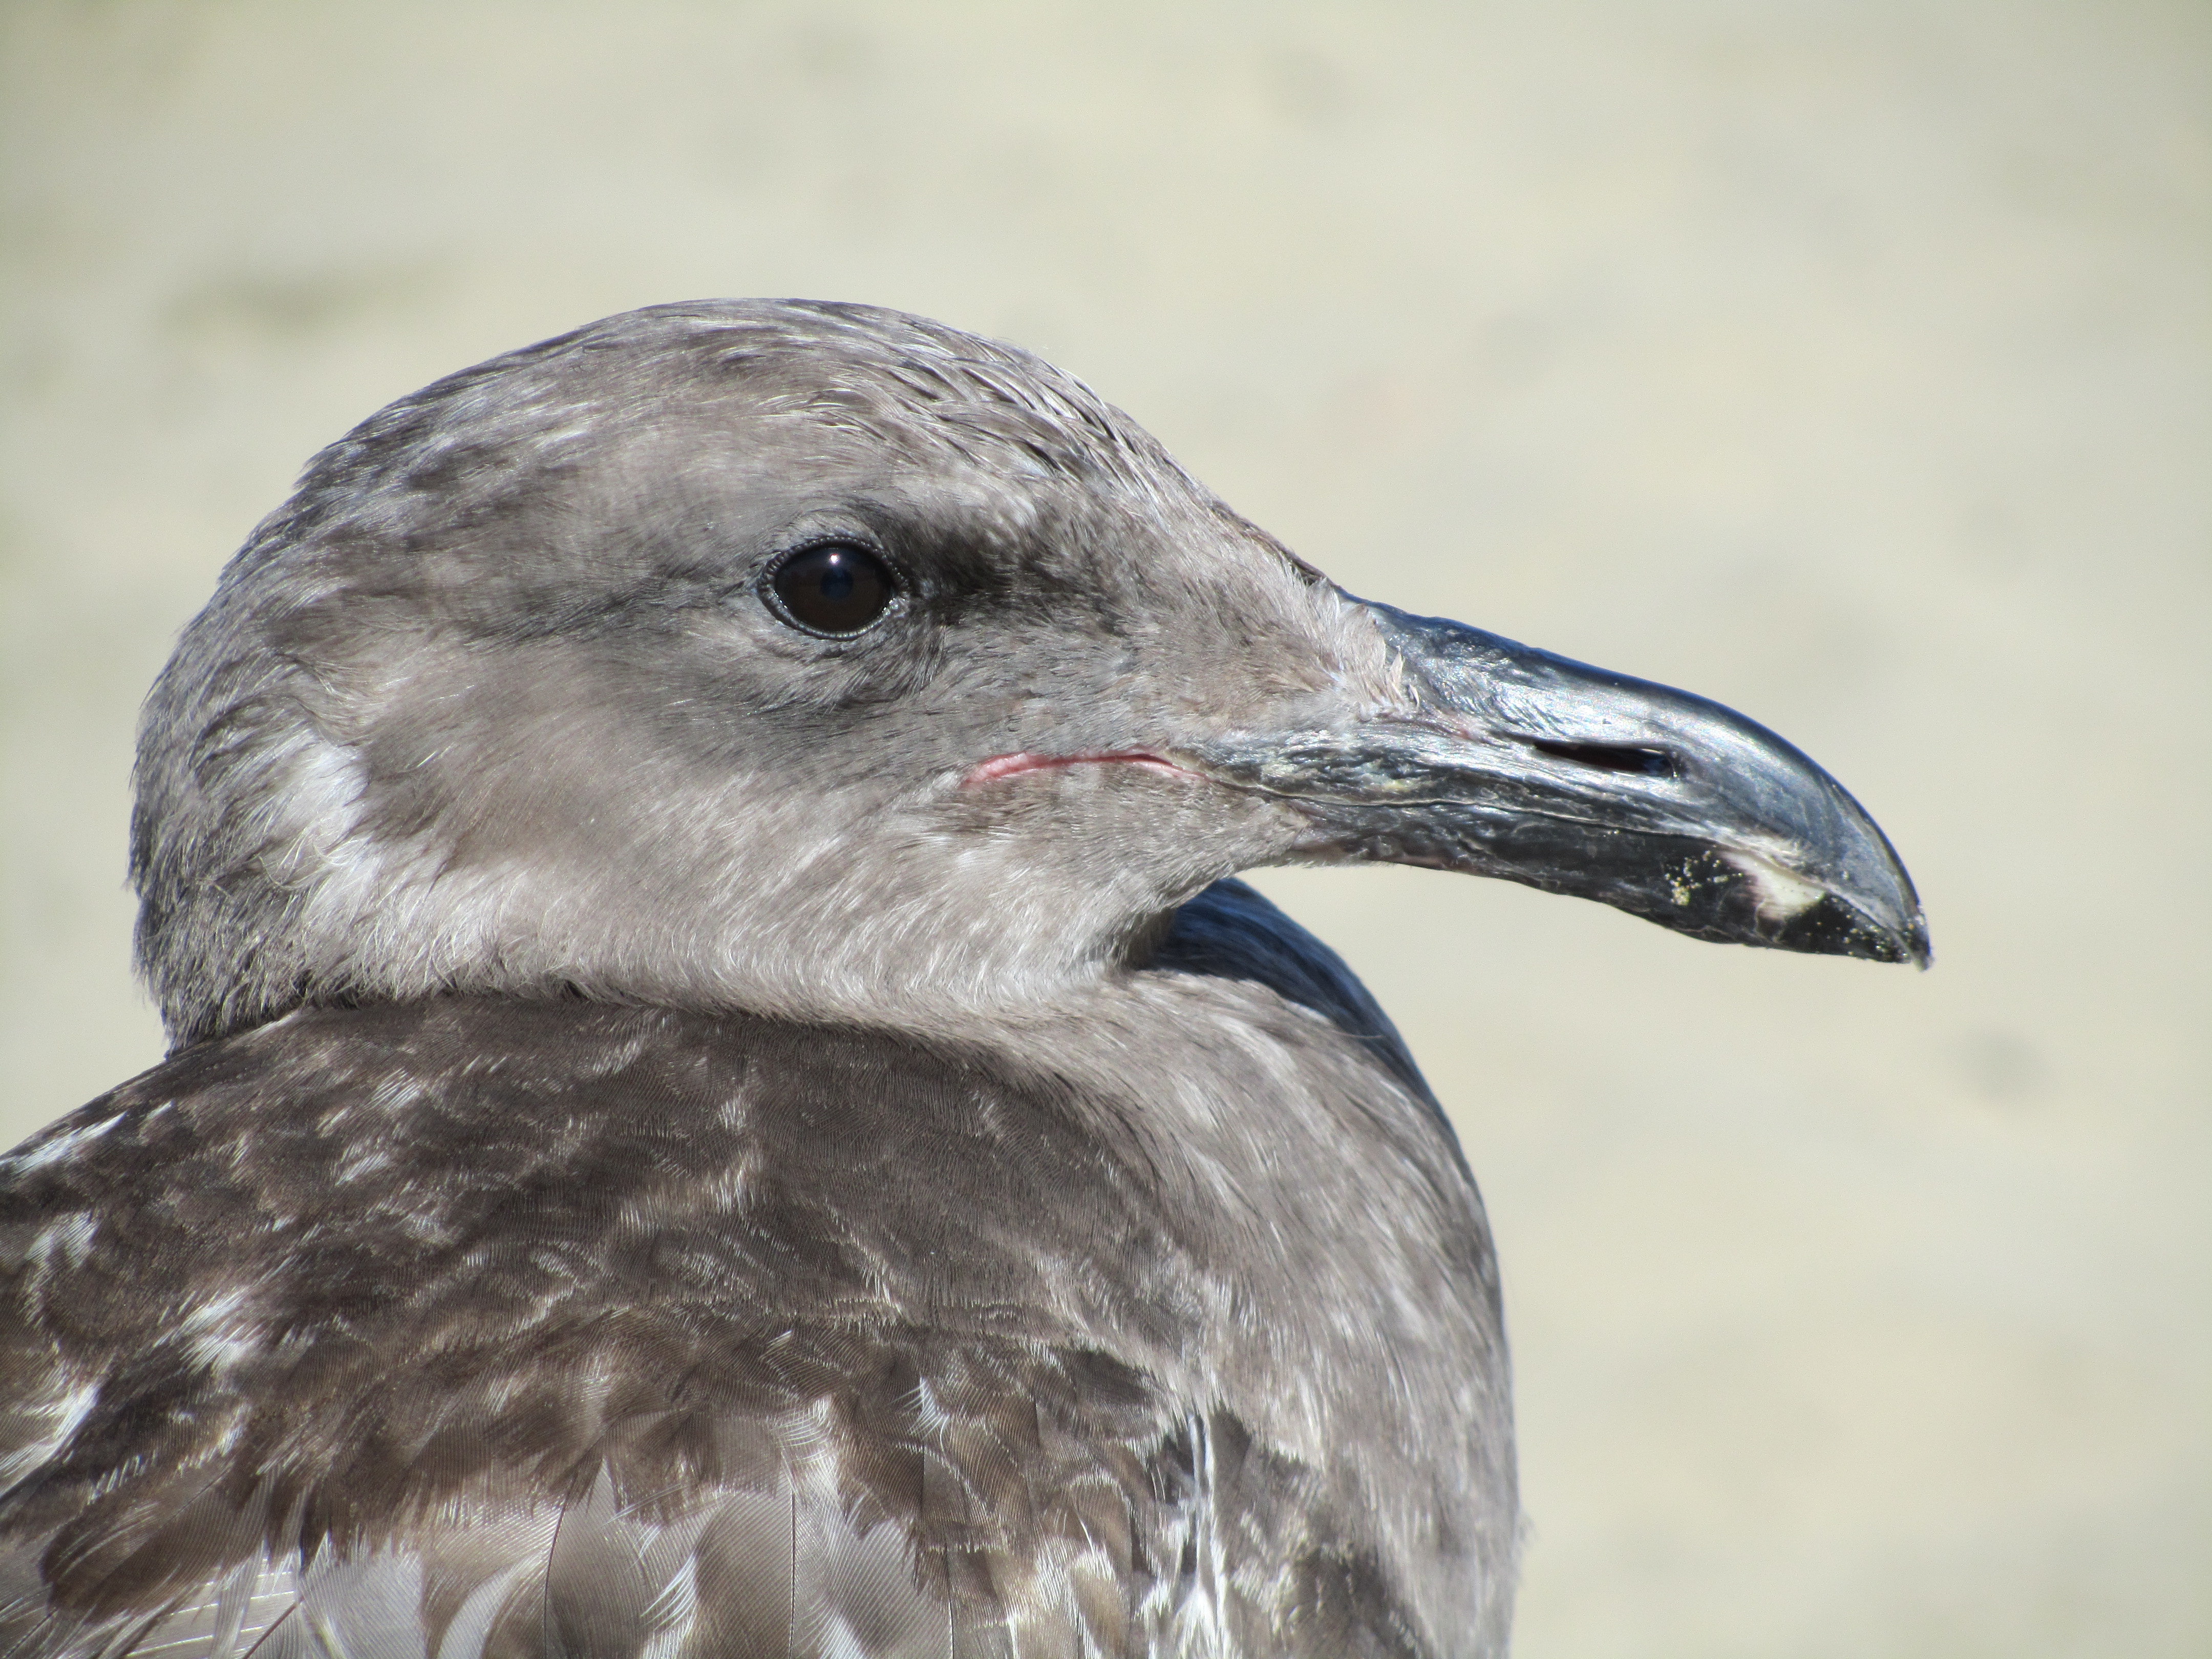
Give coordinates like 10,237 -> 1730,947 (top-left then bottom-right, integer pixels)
0,300 -> 1925,1658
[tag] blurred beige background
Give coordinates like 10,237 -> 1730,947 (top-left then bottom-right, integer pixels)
2,2 -> 2205,1654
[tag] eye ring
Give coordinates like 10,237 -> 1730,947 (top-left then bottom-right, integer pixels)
761,541 -> 903,637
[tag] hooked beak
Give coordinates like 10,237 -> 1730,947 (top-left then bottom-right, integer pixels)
1191,602 -> 1929,967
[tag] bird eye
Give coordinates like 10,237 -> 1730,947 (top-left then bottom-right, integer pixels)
765,543 -> 899,636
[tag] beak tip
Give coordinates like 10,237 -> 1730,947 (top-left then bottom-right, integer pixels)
1876,918 -> 1934,971
1904,917 -> 1934,972
1782,888 -> 1931,970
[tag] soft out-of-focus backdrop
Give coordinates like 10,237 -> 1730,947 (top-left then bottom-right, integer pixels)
2,2 -> 2204,1653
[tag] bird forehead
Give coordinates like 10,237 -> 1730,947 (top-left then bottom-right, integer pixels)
316,329 -> 1204,571
528,302 -> 1195,502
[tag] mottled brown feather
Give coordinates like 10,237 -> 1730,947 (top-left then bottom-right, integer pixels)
2,883 -> 1499,1657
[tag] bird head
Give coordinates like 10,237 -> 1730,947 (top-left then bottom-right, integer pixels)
133,300 -> 1925,1045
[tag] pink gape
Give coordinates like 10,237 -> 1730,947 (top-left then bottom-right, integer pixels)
964,751 -> 1201,786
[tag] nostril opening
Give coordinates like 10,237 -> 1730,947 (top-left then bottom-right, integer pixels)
1528,738 -> 1679,778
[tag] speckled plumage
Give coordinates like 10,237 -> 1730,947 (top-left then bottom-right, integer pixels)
1,301 -> 1922,1657
2,886 -> 1503,1657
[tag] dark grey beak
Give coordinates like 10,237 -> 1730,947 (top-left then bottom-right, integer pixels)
1199,602 -> 1929,967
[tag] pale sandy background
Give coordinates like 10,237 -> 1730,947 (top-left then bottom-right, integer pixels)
2,3 -> 2206,1654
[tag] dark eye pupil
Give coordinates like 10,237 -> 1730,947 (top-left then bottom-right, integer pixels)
770,544 -> 895,635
